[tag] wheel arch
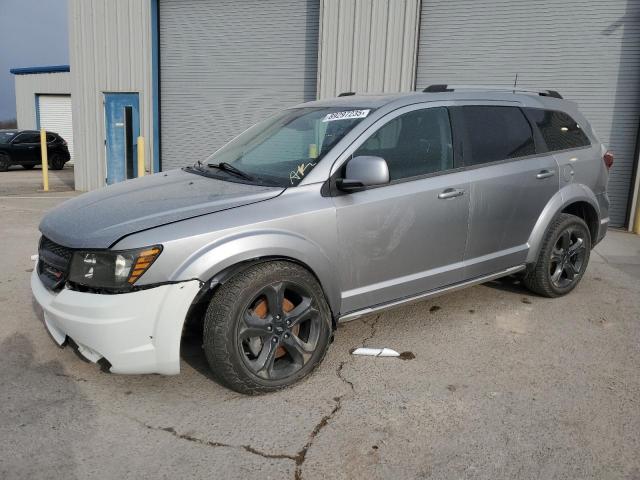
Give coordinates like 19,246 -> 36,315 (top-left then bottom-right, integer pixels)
526,184 -> 600,264
175,231 -> 341,329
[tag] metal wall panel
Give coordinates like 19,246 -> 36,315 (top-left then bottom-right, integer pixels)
14,72 -> 71,130
416,0 -> 640,227
159,0 -> 320,171
68,0 -> 154,191
318,0 -> 421,99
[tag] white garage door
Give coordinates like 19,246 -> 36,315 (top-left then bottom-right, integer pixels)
38,95 -> 74,163
416,0 -> 640,227
159,0 -> 319,170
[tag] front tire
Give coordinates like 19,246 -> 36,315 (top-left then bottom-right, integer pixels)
203,261 -> 333,394
524,213 -> 591,297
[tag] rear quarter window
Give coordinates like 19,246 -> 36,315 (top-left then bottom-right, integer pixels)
526,108 -> 591,151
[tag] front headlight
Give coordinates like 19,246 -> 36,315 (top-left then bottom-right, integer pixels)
68,245 -> 162,290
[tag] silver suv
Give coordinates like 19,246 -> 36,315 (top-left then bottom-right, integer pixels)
32,86 -> 611,394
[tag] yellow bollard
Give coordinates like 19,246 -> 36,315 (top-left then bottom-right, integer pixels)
40,128 -> 49,192
137,136 -> 145,177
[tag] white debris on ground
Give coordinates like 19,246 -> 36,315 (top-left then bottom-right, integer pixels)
351,347 -> 400,357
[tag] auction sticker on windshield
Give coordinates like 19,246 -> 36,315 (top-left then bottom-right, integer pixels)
323,109 -> 370,122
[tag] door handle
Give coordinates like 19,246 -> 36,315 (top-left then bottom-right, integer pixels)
438,188 -> 465,199
536,170 -> 555,179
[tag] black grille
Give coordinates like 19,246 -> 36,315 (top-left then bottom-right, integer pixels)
38,236 -> 73,290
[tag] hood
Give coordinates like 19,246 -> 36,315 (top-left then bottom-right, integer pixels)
40,169 -> 283,248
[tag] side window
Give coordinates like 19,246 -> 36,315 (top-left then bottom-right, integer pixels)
355,107 -> 453,181
12,133 -> 40,144
526,109 -> 590,151
459,106 -> 536,166
46,133 -> 56,143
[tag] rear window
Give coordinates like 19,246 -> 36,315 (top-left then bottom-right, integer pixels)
526,108 -> 590,151
457,106 -> 536,166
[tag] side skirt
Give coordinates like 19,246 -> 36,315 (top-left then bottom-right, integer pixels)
338,264 -> 526,323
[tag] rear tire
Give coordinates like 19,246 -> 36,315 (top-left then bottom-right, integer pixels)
0,153 -> 10,172
523,213 -> 591,297
49,154 -> 65,170
203,261 -> 332,394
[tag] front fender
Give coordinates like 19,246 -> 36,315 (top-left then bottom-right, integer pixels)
526,183 -> 600,264
170,229 -> 341,315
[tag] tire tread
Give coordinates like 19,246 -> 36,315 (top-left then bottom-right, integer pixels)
203,261 -> 331,395
524,213 -> 591,298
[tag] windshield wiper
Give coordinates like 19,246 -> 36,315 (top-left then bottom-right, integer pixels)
207,162 -> 255,181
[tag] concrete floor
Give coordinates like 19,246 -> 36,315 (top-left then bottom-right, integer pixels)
0,164 -> 75,196
1,188 -> 639,479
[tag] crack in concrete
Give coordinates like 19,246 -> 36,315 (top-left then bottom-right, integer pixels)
294,314 -> 381,479
151,425 -> 298,462
123,313 -> 383,480
54,372 -> 88,382
361,314 -> 381,348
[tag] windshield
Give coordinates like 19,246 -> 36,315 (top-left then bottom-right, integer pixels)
0,132 -> 15,144
203,107 -> 373,186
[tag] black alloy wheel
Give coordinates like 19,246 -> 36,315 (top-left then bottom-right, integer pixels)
238,281 -> 322,380
548,227 -> 587,289
203,261 -> 332,394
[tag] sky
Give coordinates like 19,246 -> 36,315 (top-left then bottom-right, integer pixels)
0,0 -> 68,121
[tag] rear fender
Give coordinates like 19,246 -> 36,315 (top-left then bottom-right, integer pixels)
526,183 -> 600,264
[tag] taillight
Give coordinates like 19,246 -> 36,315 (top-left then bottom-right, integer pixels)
603,150 -> 614,170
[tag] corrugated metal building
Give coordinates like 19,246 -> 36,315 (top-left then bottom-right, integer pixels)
11,0 -> 640,228
10,66 -> 75,163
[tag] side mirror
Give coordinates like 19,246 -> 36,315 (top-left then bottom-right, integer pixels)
336,155 -> 390,192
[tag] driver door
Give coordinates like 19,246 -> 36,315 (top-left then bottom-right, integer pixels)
332,105 -> 470,314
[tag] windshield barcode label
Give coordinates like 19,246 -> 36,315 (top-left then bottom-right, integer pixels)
322,109 -> 370,122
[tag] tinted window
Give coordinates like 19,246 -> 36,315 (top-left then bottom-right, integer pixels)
527,109 -> 590,151
13,133 -> 40,144
459,106 -> 535,165
46,133 -> 56,143
355,107 -> 453,181
0,132 -> 15,144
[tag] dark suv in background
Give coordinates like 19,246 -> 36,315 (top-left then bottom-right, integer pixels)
0,130 -> 70,171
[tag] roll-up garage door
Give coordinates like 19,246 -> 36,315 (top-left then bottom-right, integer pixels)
416,0 -> 640,227
38,94 -> 74,163
159,0 -> 319,171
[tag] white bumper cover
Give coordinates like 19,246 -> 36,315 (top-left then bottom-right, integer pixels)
31,269 -> 201,374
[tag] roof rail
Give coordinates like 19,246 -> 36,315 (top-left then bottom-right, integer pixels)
422,84 -> 563,99
338,91 -> 356,97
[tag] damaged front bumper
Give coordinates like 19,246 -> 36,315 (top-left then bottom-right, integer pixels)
31,268 -> 201,374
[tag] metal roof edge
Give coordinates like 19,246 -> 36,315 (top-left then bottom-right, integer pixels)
9,65 -> 70,75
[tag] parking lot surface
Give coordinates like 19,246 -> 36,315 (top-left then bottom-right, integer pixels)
0,165 -> 74,196
1,189 -> 639,479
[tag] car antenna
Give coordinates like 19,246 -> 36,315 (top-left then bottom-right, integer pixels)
512,73 -> 519,93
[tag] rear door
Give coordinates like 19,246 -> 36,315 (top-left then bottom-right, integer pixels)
451,104 -> 559,278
